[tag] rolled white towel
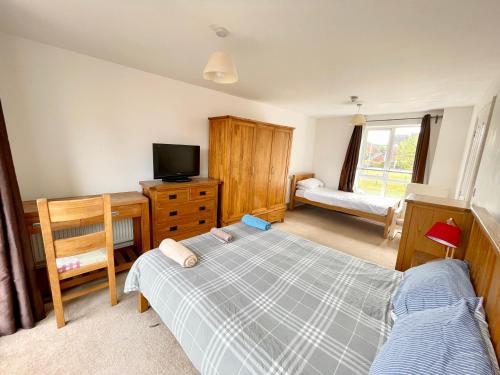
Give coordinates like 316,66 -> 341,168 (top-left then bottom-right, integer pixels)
159,238 -> 198,268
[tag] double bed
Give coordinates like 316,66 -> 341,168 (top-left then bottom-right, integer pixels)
126,223 -> 401,374
289,173 -> 400,239
126,209 -> 500,374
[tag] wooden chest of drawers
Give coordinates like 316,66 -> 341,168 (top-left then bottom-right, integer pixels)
140,178 -> 220,247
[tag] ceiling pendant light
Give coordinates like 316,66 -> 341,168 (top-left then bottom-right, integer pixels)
350,96 -> 366,125
203,27 -> 238,84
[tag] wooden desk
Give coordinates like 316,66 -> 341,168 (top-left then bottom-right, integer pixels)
23,192 -> 150,294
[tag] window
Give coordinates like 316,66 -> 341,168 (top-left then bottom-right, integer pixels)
355,125 -> 420,198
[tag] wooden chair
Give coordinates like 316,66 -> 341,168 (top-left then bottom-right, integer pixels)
37,194 -> 117,328
389,183 -> 450,240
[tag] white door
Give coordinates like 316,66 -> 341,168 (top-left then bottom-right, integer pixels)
457,96 -> 496,201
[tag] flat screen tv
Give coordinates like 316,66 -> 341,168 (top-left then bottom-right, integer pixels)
153,143 -> 200,182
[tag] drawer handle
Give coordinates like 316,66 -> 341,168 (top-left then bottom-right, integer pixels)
33,222 -> 41,228
199,206 -> 206,211
169,210 -> 178,216
169,226 -> 177,232
169,194 -> 177,200
199,191 -> 206,196
111,211 -> 119,217
199,219 -> 206,225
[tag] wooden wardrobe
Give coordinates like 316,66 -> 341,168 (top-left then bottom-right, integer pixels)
208,115 -> 294,227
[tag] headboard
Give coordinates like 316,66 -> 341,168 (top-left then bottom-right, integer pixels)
289,173 -> 315,210
464,206 -> 500,360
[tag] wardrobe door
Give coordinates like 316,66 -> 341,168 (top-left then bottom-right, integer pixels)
251,125 -> 273,214
226,120 -> 255,223
267,129 -> 292,210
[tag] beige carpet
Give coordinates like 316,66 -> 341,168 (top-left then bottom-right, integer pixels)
0,205 -> 399,374
276,205 -> 399,269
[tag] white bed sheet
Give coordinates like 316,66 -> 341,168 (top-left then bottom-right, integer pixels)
295,187 -> 400,216
295,188 -> 306,198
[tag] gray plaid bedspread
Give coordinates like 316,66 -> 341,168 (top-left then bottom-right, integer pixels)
124,223 -> 402,375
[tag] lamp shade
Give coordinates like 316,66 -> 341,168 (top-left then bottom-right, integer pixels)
351,113 -> 366,125
203,51 -> 238,84
425,222 -> 461,248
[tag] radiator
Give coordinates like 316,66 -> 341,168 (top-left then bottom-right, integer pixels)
30,218 -> 135,266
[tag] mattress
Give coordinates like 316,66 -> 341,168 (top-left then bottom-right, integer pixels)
125,223 -> 402,375
295,188 -> 307,198
296,187 -> 400,216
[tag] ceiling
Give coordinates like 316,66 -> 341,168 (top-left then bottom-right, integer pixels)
1,0 -> 500,117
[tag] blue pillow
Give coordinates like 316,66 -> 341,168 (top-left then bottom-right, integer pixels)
370,299 -> 496,375
392,259 -> 477,317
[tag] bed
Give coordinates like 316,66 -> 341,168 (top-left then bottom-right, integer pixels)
289,173 -> 400,239
125,223 -> 402,374
127,208 -> 500,374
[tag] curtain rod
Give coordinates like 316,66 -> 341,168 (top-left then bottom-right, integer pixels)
366,115 -> 442,124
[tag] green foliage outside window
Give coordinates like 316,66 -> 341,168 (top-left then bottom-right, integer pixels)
358,129 -> 419,198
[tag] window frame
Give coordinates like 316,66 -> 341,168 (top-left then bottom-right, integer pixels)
355,123 -> 420,197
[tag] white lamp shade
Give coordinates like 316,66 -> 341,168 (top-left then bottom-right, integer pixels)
351,113 -> 366,125
203,51 -> 238,84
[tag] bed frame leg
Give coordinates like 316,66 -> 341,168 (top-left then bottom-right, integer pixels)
288,174 -> 299,210
384,207 -> 396,240
383,225 -> 390,239
138,293 -> 149,313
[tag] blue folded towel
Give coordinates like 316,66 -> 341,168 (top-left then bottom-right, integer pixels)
241,214 -> 271,231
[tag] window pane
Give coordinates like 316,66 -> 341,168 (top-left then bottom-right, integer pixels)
385,182 -> 407,198
390,126 -> 420,172
388,171 -> 412,182
360,169 -> 384,177
357,177 -> 384,196
356,126 -> 420,198
362,129 -> 390,168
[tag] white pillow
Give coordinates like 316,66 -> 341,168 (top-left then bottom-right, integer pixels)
297,177 -> 324,190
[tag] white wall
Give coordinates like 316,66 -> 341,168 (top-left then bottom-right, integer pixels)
313,110 -> 444,189
456,81 -> 499,201
0,33 -> 316,200
428,106 -> 473,196
312,116 -> 354,188
470,79 -> 500,220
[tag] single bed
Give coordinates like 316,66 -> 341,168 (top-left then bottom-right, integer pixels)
125,223 -> 402,375
289,173 -> 400,239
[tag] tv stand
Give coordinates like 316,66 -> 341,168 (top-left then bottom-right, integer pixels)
162,177 -> 192,183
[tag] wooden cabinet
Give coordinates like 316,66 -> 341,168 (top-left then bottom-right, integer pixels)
227,119 -> 255,222
252,125 -> 274,214
140,178 -> 219,247
208,115 -> 294,227
396,194 -> 473,271
267,128 -> 292,210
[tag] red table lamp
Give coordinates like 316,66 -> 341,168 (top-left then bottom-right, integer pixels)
425,218 -> 461,259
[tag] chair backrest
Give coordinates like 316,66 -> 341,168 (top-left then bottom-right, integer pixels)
37,194 -> 113,262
